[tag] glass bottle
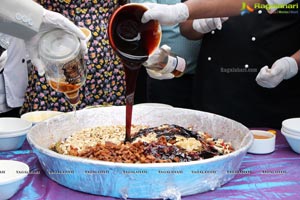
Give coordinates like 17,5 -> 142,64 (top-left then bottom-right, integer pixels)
38,29 -> 87,107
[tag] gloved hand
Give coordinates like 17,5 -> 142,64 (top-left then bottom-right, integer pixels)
192,17 -> 229,34
256,57 -> 298,88
26,9 -> 88,76
146,69 -> 175,80
141,3 -> 189,25
144,44 -> 171,67
144,44 -> 175,80
0,50 -> 7,72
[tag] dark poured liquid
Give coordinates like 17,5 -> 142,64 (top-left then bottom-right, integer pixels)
108,4 -> 161,142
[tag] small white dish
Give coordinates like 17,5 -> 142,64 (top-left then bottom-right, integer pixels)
0,118 -> 32,151
247,130 -> 276,154
0,160 -> 29,200
21,111 -> 63,125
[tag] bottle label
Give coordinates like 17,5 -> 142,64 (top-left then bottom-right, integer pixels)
62,57 -> 84,84
176,56 -> 186,73
160,55 -> 178,74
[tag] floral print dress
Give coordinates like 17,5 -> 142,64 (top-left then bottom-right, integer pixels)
21,0 -> 126,113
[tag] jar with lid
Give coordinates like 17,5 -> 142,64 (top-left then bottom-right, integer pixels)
143,44 -> 186,77
38,28 -> 87,105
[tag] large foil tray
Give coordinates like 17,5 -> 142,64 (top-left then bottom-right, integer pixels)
27,106 -> 253,199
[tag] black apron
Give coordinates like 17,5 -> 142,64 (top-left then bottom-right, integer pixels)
193,1 -> 300,129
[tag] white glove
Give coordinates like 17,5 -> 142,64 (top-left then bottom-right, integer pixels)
192,17 -> 229,34
144,44 -> 171,67
145,44 -> 175,80
146,69 -> 175,80
141,3 -> 189,25
26,9 -> 87,76
0,50 -> 8,72
256,57 -> 298,88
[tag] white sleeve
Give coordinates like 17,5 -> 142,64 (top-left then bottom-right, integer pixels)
0,0 -> 44,40
265,0 -> 294,5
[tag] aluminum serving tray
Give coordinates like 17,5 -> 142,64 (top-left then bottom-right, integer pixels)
27,106 -> 253,199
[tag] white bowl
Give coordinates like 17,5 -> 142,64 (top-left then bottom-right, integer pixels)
0,118 -> 32,151
21,111 -> 63,125
281,127 -> 300,137
247,130 -> 276,154
281,130 -> 300,154
282,118 -> 300,134
0,160 -> 29,200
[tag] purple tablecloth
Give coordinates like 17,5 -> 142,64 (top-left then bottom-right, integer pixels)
1,129 -> 300,200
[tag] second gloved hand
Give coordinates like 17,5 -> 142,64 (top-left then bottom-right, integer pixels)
256,57 -> 298,88
141,3 -> 189,25
192,17 -> 229,34
26,9 -> 88,76
144,44 -> 175,80
146,69 -> 175,80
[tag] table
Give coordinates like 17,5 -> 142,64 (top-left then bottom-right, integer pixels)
1,129 -> 300,200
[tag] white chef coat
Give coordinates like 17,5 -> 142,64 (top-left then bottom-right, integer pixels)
0,0 -> 47,113
0,0 -> 43,40
0,34 -> 28,113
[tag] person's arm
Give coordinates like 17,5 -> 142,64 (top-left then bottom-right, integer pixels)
186,0 -> 261,19
142,0 -> 294,25
0,0 -> 44,40
186,0 -> 294,18
291,49 -> 300,68
180,20 -> 204,40
180,17 -> 229,40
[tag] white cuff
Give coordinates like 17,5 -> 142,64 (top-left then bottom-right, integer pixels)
284,57 -> 298,80
175,3 -> 189,23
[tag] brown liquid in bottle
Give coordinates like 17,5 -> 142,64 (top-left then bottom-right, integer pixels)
108,4 -> 161,142
49,80 -> 81,105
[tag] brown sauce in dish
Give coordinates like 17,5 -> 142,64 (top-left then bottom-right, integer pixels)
253,134 -> 272,139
